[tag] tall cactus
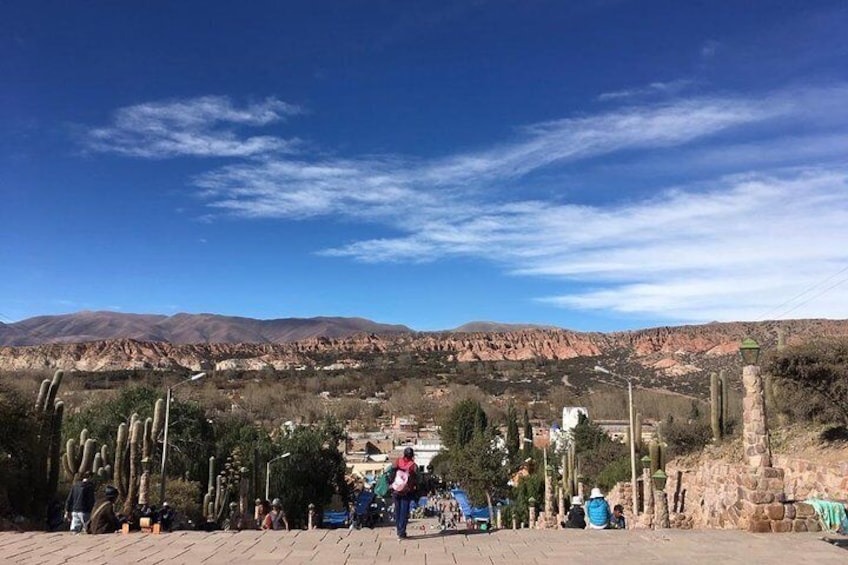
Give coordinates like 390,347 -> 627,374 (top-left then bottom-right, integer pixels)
123,419 -> 142,515
115,422 -> 128,498
710,372 -> 722,441
634,412 -> 642,452
46,401 -> 64,498
152,399 -> 165,440
33,370 -> 65,520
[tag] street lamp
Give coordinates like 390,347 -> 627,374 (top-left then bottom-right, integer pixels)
739,338 -> 761,366
651,469 -> 668,491
158,372 -> 206,505
594,365 -> 638,520
265,452 -> 291,501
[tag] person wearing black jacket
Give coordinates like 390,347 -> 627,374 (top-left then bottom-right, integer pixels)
65,473 -> 95,533
562,496 -> 587,529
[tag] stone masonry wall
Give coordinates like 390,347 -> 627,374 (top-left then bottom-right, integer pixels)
664,453 -> 845,532
774,455 -> 848,501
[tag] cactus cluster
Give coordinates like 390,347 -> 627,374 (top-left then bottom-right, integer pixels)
109,397 -> 166,514
710,370 -> 729,441
203,448 -> 250,525
63,429 -> 111,481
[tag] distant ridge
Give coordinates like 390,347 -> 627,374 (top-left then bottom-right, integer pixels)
452,321 -> 560,333
0,311 -> 412,346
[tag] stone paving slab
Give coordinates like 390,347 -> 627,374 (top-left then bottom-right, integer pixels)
0,526 -> 845,565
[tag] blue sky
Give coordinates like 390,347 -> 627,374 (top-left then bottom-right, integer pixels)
2,0 -> 848,331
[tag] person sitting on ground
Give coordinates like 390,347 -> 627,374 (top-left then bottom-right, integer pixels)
610,504 -> 626,529
262,498 -> 290,531
65,472 -> 96,533
224,501 -> 243,531
257,499 -> 271,530
158,502 -> 175,532
562,496 -> 586,529
88,486 -> 122,534
586,488 -> 612,529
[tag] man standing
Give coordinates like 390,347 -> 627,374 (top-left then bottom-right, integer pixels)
65,472 -> 95,533
390,447 -> 417,540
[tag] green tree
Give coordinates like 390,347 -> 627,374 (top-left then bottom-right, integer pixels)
512,467 -> 544,526
522,409 -> 533,457
505,403 -> 520,463
440,399 -> 487,452
0,381 -> 42,519
571,413 -> 629,488
445,427 -> 508,508
267,418 -> 348,528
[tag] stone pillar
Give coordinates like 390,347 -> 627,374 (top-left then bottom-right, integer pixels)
654,490 -> 669,529
643,469 -> 654,528
496,506 -> 502,530
557,487 -> 565,528
742,365 -> 772,468
528,502 -> 537,529
308,503 -> 316,530
543,450 -> 555,528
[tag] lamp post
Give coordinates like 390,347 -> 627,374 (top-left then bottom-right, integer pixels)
738,338 -> 771,468
158,372 -> 206,505
594,365 -> 638,520
265,452 -> 291,501
652,470 -> 669,529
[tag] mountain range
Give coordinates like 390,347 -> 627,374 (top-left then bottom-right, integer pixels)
1,312 -> 848,377
0,311 -> 412,346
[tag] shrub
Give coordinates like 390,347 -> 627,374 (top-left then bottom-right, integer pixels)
767,340 -> 848,427
662,417 -> 712,457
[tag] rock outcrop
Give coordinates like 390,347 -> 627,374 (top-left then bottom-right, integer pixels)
1,319 -> 847,373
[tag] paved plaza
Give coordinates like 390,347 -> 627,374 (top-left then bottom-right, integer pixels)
1,523 -> 846,565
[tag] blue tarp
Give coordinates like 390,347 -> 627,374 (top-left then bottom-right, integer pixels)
322,510 -> 348,527
451,489 -> 490,522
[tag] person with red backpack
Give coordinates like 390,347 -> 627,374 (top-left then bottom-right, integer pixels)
389,447 -> 417,539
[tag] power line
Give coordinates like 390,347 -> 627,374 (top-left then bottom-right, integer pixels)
756,263 -> 848,321
767,274 -> 848,320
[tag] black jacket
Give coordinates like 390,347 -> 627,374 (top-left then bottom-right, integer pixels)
564,505 -> 586,529
65,480 -> 96,513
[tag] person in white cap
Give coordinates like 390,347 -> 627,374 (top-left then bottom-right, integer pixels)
586,487 -> 612,529
562,496 -> 586,529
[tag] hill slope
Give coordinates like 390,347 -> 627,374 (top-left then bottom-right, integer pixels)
0,311 -> 411,346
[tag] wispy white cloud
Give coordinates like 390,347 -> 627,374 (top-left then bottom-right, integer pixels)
193,94 -> 779,222
85,96 -> 302,158
85,86 -> 848,322
598,79 -> 695,102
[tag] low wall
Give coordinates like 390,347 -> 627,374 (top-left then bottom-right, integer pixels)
662,452 -> 845,531
665,460 -> 744,529
774,455 -> 848,501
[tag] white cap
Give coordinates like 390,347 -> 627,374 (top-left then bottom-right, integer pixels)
589,487 -> 604,499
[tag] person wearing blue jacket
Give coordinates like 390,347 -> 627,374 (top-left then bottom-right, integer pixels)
586,487 -> 612,529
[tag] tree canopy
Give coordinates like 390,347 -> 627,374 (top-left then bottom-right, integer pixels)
266,418 -> 348,528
